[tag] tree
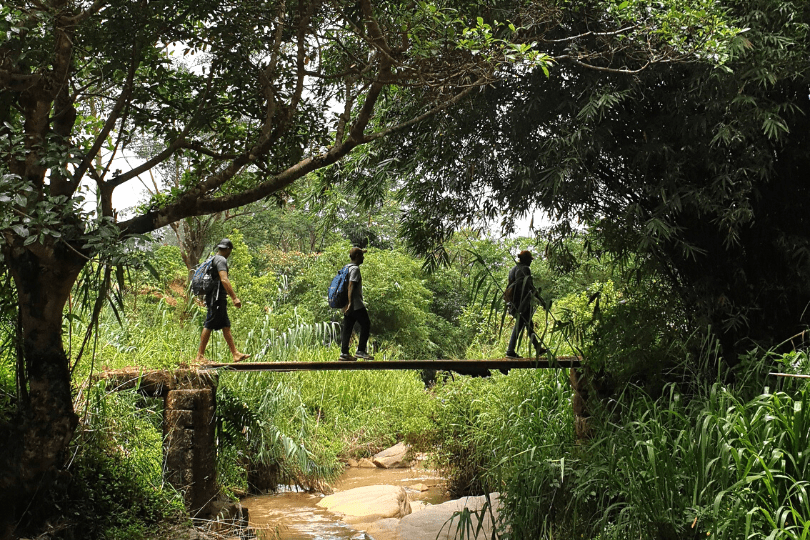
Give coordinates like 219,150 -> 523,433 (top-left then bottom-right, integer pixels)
0,0 -> 734,532
384,0 -> 806,366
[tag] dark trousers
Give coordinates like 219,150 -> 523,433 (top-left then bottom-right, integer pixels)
507,309 -> 539,355
341,307 -> 370,355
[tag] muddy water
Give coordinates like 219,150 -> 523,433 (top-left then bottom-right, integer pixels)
242,466 -> 448,539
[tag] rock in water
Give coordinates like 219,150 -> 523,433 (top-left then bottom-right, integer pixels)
372,442 -> 410,469
396,493 -> 501,540
317,485 -> 412,523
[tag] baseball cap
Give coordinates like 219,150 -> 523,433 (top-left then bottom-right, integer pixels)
217,238 -> 234,250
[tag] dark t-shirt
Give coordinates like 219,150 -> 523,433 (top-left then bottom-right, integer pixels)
207,254 -> 229,303
508,263 -> 534,312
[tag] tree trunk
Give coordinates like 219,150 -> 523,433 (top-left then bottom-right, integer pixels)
0,242 -> 85,536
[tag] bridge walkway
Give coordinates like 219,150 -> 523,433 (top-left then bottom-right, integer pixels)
202,356 -> 581,372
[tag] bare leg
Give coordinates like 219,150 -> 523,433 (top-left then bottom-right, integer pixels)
223,327 -> 250,362
195,328 -> 212,362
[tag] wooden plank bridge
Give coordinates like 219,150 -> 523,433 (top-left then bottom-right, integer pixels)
202,356 -> 581,372
95,356 -> 582,517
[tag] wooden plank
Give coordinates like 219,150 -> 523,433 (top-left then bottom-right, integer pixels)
201,357 -> 581,372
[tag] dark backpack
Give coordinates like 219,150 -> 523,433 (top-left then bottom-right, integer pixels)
189,256 -> 217,298
327,264 -> 355,309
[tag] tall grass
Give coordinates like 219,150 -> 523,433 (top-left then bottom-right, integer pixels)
424,368 -> 574,497
217,359 -> 435,490
498,354 -> 810,540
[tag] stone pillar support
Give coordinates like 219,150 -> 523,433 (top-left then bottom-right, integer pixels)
570,367 -> 592,441
164,387 -> 217,513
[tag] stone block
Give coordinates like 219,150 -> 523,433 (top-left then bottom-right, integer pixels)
372,442 -> 410,469
181,468 -> 195,485
164,469 -> 183,485
166,410 -> 194,429
317,485 -> 411,522
574,415 -> 591,441
164,428 -> 194,450
572,393 -> 587,416
167,389 -> 199,410
397,493 -> 500,540
165,448 -> 194,471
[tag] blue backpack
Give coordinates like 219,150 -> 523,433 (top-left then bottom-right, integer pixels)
189,255 -> 217,299
327,264 -> 355,309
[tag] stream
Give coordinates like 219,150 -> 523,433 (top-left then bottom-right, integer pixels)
241,465 -> 448,539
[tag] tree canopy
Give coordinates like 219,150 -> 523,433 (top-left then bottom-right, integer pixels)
378,0 -> 809,361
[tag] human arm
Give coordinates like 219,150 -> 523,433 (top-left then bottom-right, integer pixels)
343,281 -> 354,314
218,270 -> 242,308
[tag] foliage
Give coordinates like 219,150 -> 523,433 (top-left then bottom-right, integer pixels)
383,0 -> 810,364
487,350 -> 810,540
217,373 -> 341,491
147,245 -> 188,287
213,338 -> 436,491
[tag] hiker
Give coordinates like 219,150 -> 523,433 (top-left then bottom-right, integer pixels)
505,250 -> 545,359
340,247 -> 373,361
195,238 -> 250,363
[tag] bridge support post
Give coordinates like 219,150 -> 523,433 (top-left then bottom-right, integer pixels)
165,387 -> 217,513
570,368 -> 592,441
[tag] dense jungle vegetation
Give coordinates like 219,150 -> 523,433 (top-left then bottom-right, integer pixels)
2,0 -> 810,537
2,213 -> 810,539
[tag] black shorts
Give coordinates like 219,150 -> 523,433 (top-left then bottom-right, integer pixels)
204,296 -> 230,330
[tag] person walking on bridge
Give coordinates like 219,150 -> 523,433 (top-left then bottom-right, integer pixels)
195,238 -> 250,363
505,250 -> 546,359
340,247 -> 373,361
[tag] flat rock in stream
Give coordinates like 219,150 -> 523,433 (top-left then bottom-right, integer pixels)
394,493 -> 501,540
372,442 -> 410,468
317,485 -> 411,523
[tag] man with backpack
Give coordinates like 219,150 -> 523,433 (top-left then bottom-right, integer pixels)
505,250 -> 546,359
194,238 -> 250,363
339,247 -> 373,361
